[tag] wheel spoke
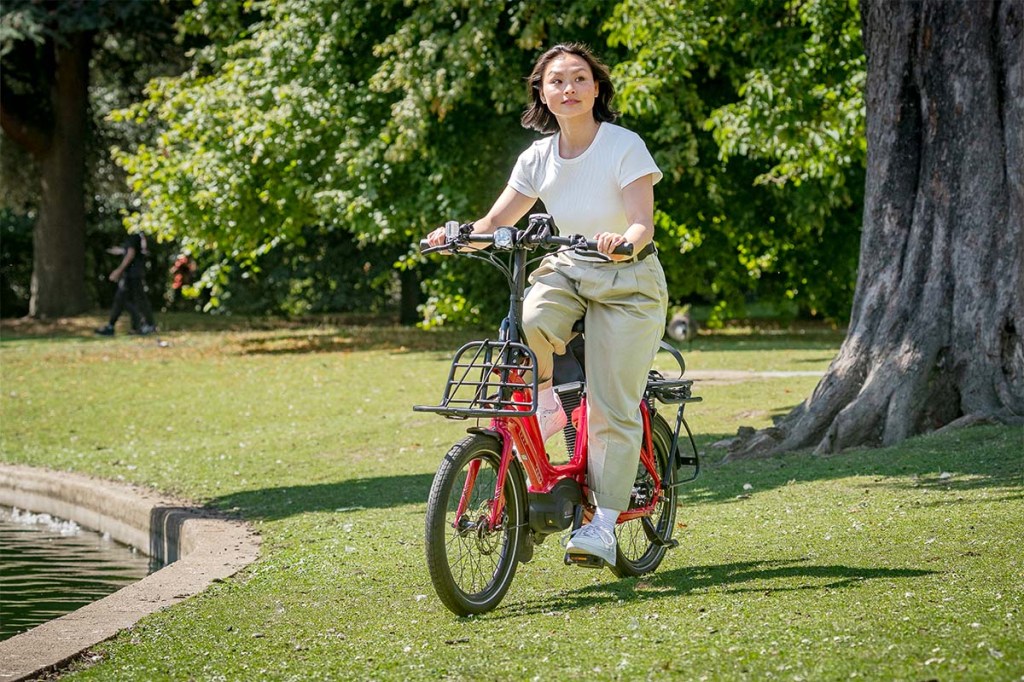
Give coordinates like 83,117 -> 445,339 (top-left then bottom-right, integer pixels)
442,455 -> 509,595
425,435 -> 522,614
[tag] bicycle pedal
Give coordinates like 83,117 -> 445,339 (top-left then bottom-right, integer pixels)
564,551 -> 606,569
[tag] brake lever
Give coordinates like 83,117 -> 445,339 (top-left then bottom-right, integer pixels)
569,236 -> 612,261
574,248 -> 612,262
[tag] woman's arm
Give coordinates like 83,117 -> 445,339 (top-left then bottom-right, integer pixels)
595,173 -> 655,260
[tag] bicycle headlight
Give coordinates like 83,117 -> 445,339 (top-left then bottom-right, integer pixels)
492,227 -> 514,250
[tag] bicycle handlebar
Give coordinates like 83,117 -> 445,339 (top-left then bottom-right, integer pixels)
419,228 -> 634,258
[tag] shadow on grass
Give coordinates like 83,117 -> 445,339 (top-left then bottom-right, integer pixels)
1,313 -> 846,356
496,558 -> 936,618
677,331 -> 846,353
205,474 -> 436,520
200,426 -> 1021,523
686,425 -> 1023,505
0,312 -> 485,354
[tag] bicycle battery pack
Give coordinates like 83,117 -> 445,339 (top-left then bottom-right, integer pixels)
527,478 -> 582,535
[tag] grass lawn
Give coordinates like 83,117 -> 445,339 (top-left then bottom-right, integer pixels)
1,314 -> 1021,680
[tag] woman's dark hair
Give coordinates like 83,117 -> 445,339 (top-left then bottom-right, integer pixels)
521,43 -> 618,133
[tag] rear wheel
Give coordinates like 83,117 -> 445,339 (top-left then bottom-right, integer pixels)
612,413 -> 678,577
424,434 -> 524,616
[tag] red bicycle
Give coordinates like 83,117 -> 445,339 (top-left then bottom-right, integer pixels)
415,215 -> 701,616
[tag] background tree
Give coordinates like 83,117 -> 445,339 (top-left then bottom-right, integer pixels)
113,0 -> 869,326
731,0 -> 1023,456
0,0 -> 185,317
112,0 -> 613,323
606,0 -> 866,323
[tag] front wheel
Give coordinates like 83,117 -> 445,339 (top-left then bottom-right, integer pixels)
424,434 -> 525,616
612,413 -> 678,577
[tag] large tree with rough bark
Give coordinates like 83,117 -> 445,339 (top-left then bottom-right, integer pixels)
732,0 -> 1024,457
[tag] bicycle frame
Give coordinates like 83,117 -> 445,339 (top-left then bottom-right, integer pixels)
415,218 -> 673,536
470,379 -> 664,533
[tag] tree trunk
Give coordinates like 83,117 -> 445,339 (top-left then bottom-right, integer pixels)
28,33 -> 92,318
399,266 -> 421,325
730,0 -> 1024,458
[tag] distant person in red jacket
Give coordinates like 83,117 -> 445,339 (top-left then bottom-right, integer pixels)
169,253 -> 196,307
95,232 -> 157,336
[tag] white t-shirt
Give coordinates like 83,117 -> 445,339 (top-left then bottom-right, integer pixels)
507,123 -> 662,241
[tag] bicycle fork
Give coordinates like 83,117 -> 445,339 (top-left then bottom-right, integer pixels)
453,422 -> 517,534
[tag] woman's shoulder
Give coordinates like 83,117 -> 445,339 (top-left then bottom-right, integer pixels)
601,123 -> 648,147
516,133 -> 557,165
524,133 -> 557,153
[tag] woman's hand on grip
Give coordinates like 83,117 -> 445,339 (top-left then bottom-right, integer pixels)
425,226 -> 450,250
595,232 -> 630,261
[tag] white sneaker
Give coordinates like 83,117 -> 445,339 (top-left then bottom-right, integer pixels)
565,524 -> 617,565
538,404 -> 568,441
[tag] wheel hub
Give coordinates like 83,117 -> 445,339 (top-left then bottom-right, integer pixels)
474,514 -> 500,554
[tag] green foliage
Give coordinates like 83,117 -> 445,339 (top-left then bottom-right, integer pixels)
204,226 -> 407,316
1,0 -> 186,135
0,0 -> 193,314
0,208 -> 32,316
110,0 -> 866,323
111,0 -> 614,319
0,0 -> 156,53
606,0 -> 865,323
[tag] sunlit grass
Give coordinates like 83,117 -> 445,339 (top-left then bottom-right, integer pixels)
1,317 -> 1020,680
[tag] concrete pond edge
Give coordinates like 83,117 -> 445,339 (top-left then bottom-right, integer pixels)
0,463 -> 261,682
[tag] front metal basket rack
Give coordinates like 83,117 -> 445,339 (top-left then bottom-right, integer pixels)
414,340 -> 539,420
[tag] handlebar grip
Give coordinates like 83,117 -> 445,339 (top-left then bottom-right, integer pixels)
578,240 -> 633,257
419,239 -> 431,252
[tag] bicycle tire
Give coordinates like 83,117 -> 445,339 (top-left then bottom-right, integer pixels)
424,434 -> 525,616
611,413 -> 678,577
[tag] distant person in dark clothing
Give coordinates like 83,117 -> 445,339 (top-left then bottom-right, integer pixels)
95,232 -> 156,336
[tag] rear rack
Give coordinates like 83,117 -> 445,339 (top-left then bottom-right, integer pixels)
645,370 -> 702,486
413,339 -> 538,419
646,377 -> 702,404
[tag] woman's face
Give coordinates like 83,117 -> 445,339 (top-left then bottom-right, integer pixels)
539,53 -> 598,124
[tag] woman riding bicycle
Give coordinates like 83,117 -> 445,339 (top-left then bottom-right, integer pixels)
425,43 -> 668,567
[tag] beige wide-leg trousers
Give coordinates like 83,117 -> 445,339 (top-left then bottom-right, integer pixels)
522,251 -> 669,510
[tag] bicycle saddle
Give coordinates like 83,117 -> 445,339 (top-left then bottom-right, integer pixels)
552,321 -> 587,385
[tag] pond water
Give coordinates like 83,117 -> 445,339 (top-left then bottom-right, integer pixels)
0,507 -> 157,641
